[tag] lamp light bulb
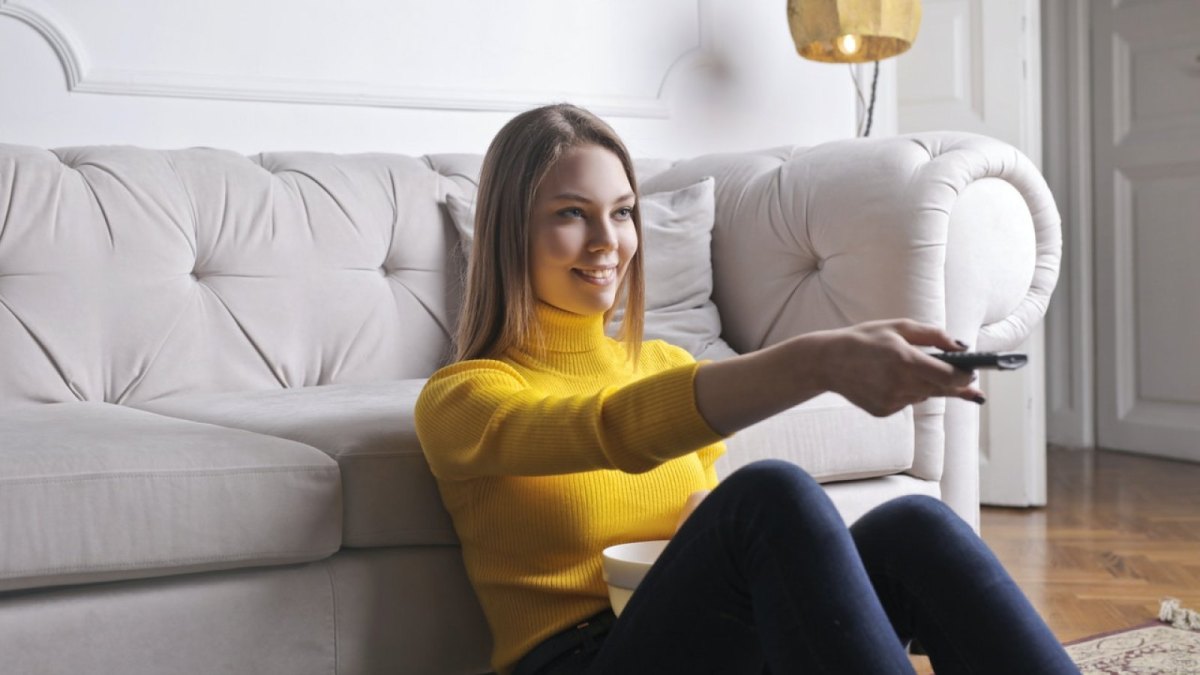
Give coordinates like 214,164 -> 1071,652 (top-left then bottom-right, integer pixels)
835,34 -> 861,55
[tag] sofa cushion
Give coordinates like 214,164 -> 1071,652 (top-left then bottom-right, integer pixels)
133,383 -> 913,551
607,177 -> 737,362
131,380 -> 454,549
716,393 -> 914,484
0,402 -> 341,593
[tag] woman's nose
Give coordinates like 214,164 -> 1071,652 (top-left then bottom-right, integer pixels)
587,217 -> 618,251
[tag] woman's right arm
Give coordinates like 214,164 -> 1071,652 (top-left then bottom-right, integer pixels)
415,359 -> 725,481
693,319 -> 986,437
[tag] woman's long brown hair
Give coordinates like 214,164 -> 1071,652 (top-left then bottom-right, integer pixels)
454,104 -> 645,363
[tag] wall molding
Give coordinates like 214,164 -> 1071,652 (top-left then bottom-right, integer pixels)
1111,168 -> 1135,418
0,0 -> 708,118
0,0 -> 81,86
1111,34 -> 1132,144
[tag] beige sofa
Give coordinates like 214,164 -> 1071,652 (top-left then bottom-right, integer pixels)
0,133 -> 1059,674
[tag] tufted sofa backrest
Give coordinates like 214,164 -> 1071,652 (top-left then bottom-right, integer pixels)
0,145 -> 479,406
3,137 -> 1044,410
0,145 -> 686,407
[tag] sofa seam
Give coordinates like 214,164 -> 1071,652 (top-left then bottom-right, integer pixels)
111,293 -> 201,405
0,465 -> 339,486
0,155 -> 16,246
2,546 -> 339,577
162,151 -> 200,259
322,559 -> 340,675
0,293 -> 85,402
334,451 -> 425,460
200,283 -> 290,388
343,528 -> 455,539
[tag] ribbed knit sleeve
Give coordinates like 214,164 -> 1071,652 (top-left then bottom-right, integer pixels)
415,358 -> 725,481
697,445 -> 723,488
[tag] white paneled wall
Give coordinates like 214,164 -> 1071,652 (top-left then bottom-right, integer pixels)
0,0 -> 863,158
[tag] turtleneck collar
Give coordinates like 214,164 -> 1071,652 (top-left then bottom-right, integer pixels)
527,301 -> 609,354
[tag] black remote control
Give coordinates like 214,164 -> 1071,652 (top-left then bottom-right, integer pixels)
933,351 -> 1028,371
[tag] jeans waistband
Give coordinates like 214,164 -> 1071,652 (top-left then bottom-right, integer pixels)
511,609 -> 616,675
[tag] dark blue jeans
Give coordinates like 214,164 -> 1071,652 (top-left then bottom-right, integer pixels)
544,460 -> 1077,674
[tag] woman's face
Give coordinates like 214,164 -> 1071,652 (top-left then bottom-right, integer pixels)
528,144 -> 638,316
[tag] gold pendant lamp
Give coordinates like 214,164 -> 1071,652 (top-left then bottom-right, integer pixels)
787,0 -> 922,64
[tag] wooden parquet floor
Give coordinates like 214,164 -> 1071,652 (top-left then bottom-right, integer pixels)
910,446 -> 1200,674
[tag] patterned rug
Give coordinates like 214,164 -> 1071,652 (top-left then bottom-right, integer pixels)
1065,622 -> 1200,674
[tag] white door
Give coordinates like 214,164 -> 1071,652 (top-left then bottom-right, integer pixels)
895,0 -> 1047,506
1092,0 -> 1200,463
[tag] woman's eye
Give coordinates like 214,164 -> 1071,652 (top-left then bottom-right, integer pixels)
615,207 -> 633,219
559,207 -> 585,219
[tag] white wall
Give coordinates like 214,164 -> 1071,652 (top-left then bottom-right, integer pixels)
0,0 -> 860,160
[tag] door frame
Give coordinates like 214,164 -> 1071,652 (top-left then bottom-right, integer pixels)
979,0 -> 1048,507
1041,0 -> 1095,451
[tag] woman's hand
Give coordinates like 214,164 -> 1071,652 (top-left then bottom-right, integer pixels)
818,319 -> 984,417
674,490 -> 710,534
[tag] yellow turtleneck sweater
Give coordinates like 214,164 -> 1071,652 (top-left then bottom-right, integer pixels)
414,303 -> 728,674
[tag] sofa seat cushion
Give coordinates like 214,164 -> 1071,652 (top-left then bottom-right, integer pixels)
131,380 -> 454,549
715,392 -> 914,483
133,382 -> 914,551
0,402 -> 341,594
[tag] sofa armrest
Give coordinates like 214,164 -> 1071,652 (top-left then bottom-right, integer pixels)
642,132 -> 1061,530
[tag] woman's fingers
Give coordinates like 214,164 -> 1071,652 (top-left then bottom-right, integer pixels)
955,387 -> 988,404
828,320 -> 988,415
914,350 -> 976,388
901,341 -> 984,403
887,320 -> 978,391
889,319 -> 970,352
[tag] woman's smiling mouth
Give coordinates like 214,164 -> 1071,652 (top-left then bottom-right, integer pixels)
573,266 -> 617,285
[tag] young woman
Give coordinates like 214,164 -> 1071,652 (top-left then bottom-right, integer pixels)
414,104 -> 1077,675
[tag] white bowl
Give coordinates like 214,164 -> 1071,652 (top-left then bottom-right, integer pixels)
601,539 -> 669,616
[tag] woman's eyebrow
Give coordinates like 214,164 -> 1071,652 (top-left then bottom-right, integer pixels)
551,192 -> 636,203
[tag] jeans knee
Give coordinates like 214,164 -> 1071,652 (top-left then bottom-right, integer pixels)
872,495 -> 964,540
726,459 -> 818,497
856,495 -> 996,576
723,460 -> 835,521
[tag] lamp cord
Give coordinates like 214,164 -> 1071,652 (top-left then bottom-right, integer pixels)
863,60 -> 879,137
849,66 -> 867,134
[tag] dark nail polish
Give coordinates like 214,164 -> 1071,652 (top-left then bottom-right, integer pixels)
973,395 -> 986,405
955,340 -> 969,349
